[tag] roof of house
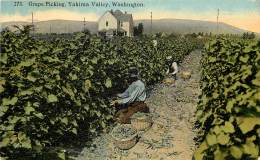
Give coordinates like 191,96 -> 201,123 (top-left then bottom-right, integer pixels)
110,10 -> 132,22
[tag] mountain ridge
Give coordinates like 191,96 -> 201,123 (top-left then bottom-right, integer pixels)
1,19 -> 258,35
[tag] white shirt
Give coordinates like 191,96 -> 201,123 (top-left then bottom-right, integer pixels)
166,62 -> 178,75
117,80 -> 146,104
171,62 -> 178,75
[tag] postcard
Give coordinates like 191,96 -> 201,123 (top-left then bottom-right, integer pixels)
0,0 -> 259,160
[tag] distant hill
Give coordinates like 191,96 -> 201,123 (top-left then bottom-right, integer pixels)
1,19 -> 258,35
136,19 -> 252,35
1,20 -> 97,34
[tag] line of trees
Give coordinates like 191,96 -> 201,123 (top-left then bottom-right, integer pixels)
242,32 -> 255,39
134,23 -> 144,36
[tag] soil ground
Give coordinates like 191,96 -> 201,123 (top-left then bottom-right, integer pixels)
72,50 -> 202,160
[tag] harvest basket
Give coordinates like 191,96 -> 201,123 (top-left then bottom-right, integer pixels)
163,78 -> 175,85
111,124 -> 138,150
131,112 -> 153,131
181,71 -> 191,79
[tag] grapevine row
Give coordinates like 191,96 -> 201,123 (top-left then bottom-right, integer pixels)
194,38 -> 260,159
0,29 -> 198,159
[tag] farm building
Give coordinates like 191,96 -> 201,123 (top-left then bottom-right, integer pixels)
98,10 -> 134,37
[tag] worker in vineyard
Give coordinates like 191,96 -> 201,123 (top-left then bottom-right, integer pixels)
110,67 -> 149,124
166,56 -> 178,80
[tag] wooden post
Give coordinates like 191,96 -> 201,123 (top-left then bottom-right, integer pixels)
150,12 -> 153,34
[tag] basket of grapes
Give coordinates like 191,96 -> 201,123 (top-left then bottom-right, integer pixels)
111,124 -> 138,150
131,112 -> 153,131
180,71 -> 191,79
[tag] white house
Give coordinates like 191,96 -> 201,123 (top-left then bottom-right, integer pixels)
98,10 -> 134,37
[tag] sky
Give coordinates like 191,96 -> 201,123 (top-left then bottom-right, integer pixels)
1,0 -> 260,33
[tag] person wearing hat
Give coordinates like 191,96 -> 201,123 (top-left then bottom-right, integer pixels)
166,56 -> 178,80
110,67 -> 149,124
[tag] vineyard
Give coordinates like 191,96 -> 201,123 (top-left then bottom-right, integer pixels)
1,27 -> 259,160
194,38 -> 260,159
0,28 -> 198,159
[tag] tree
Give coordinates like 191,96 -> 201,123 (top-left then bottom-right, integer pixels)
137,23 -> 143,35
13,25 -> 33,35
198,32 -> 204,36
134,23 -> 144,36
191,33 -> 197,38
243,32 -> 255,39
249,32 -> 255,39
82,28 -> 91,35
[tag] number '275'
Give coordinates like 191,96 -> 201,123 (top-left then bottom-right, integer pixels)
14,1 -> 23,6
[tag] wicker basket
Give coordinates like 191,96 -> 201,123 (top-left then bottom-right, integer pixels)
163,78 -> 175,85
111,124 -> 138,150
131,113 -> 153,131
181,71 -> 191,79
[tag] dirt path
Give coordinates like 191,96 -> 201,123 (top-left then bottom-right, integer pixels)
73,50 -> 202,160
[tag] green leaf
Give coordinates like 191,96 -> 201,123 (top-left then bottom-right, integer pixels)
72,128 -> 77,135
257,128 -> 260,136
84,105 -> 89,111
19,58 -> 35,67
206,133 -> 217,146
101,121 -> 106,128
107,59 -> 115,65
34,86 -> 43,92
61,117 -> 68,125
69,73 -> 78,80
19,90 -> 33,96
213,126 -> 221,134
47,94 -> 58,103
240,65 -> 252,80
214,148 -> 227,160
27,75 -> 37,82
72,120 -> 78,127
95,111 -> 101,117
33,140 -> 43,152
88,69 -> 94,76
84,80 -> 92,91
18,132 -> 26,141
0,137 -> 10,147
105,115 -> 113,120
212,92 -> 219,99
2,97 -> 18,106
196,110 -> 203,118
252,72 -> 260,86
239,54 -> 249,63
91,57 -> 98,64
222,122 -> 235,133
57,151 -> 66,160
0,53 -> 8,64
242,142 -> 259,158
105,78 -> 112,88
208,56 -> 217,63
21,138 -> 32,149
194,141 -> 208,160
226,100 -> 235,113
9,116 -> 20,124
70,43 -> 77,49
34,112 -> 44,119
43,56 -> 60,63
44,84 -> 52,89
0,106 -> 9,116
0,85 -> 4,93
230,146 -> 242,159
62,85 -> 75,98
25,106 -> 35,115
90,128 -> 96,133
236,117 -> 260,134
217,132 -> 230,145
33,102 -> 40,107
